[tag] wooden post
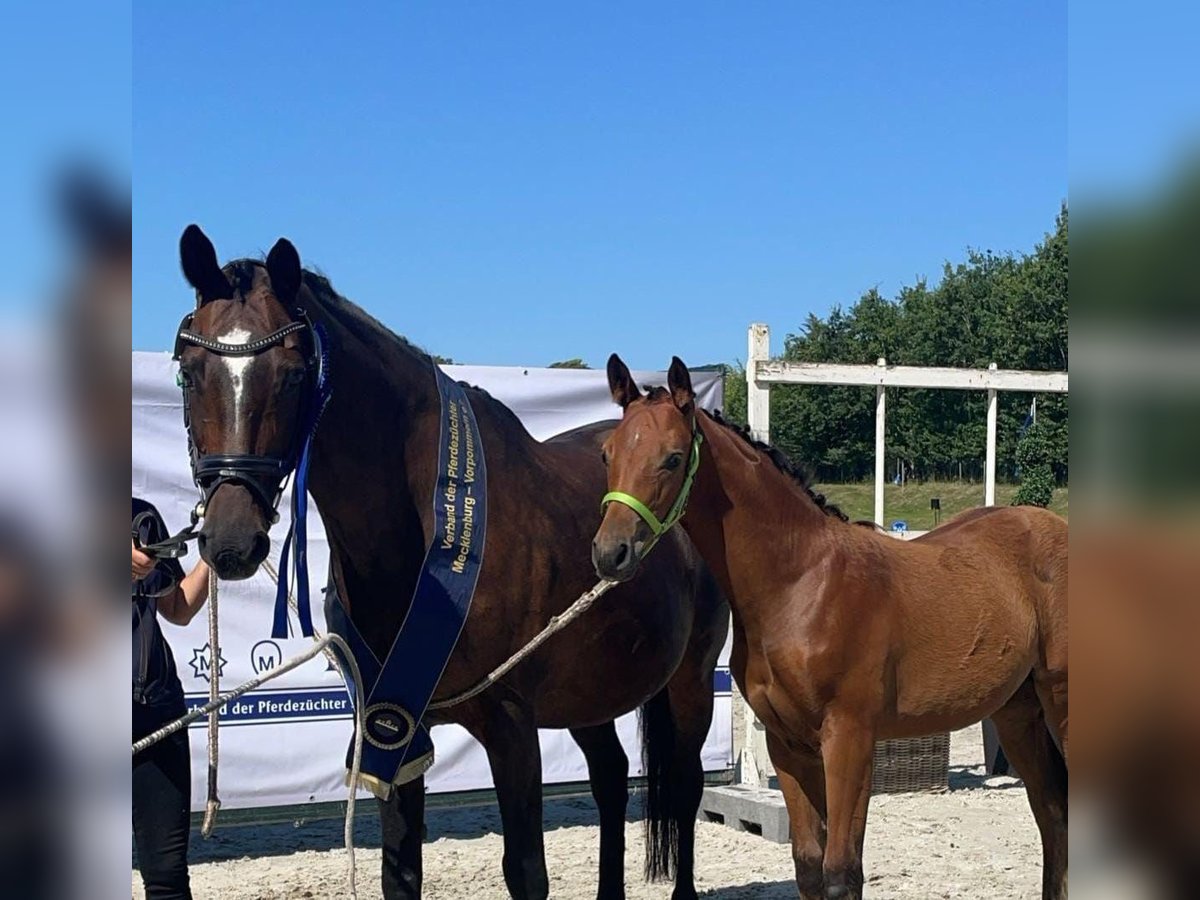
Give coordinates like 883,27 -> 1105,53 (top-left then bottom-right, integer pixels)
747,324 -> 770,443
740,324 -> 772,786
875,358 -> 886,527
985,363 -> 998,507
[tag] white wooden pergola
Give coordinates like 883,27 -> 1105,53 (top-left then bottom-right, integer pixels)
746,323 -> 1069,526
736,323 -> 1069,785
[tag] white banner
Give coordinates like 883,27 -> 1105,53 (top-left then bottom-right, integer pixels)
132,352 -> 732,811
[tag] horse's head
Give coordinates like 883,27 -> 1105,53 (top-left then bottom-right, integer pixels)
592,354 -> 699,582
174,225 -> 319,580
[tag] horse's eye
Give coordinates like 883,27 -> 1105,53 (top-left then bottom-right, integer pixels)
283,366 -> 306,388
663,452 -> 683,471
600,449 -> 609,467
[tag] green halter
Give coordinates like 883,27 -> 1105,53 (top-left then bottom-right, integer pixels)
601,419 -> 703,544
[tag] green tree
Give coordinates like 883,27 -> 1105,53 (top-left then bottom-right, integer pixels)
736,207 -> 1068,485
548,358 -> 589,369
1013,422 -> 1055,507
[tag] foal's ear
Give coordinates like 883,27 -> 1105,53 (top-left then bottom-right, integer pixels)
606,353 -> 641,409
667,356 -> 694,414
179,224 -> 232,302
266,237 -> 303,306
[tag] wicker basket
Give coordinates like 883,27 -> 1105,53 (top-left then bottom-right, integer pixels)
871,733 -> 950,794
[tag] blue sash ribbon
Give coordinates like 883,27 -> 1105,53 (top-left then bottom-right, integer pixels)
272,323 -> 331,641
322,366 -> 489,792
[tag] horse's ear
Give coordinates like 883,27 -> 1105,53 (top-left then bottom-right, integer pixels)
266,237 -> 303,306
667,356 -> 694,415
179,224 -> 232,302
606,353 -> 641,409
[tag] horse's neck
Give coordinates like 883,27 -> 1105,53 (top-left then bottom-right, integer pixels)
302,296 -> 550,634
683,415 -> 836,630
305,303 -> 438,614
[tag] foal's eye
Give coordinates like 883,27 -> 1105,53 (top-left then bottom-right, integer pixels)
663,452 -> 683,471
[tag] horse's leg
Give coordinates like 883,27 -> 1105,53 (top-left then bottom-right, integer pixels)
766,733 -> 827,900
991,679 -> 1069,900
818,713 -> 874,900
478,697 -> 550,900
662,664 -> 717,900
1035,623 -> 1069,763
570,723 -> 630,900
378,775 -> 425,899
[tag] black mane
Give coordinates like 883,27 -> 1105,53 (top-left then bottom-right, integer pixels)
294,263 -> 530,436
699,406 -> 849,522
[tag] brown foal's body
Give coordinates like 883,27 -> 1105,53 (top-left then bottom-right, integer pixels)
594,356 -> 1068,900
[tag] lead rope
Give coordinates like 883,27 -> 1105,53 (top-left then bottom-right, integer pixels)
132,562 -> 367,900
133,565 -> 617,899
201,568 -> 220,837
426,578 -> 616,710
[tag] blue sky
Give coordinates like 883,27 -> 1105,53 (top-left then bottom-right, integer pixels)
129,2 -> 1070,368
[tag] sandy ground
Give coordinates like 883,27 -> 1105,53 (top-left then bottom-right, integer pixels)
134,725 -> 1040,899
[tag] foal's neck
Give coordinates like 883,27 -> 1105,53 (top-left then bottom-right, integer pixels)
683,414 -> 836,624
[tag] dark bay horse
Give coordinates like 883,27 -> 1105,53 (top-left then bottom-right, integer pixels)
593,355 -> 1069,900
173,227 -> 728,900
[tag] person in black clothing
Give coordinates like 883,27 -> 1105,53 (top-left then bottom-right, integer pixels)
132,498 -> 210,900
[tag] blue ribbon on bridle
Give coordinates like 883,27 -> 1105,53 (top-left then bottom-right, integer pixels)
271,323 -> 331,640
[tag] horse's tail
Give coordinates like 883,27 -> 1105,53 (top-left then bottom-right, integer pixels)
641,687 -> 678,882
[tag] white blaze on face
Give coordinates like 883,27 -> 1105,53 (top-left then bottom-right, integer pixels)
218,327 -> 254,441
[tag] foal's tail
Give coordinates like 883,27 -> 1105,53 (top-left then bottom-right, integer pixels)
641,688 -> 678,881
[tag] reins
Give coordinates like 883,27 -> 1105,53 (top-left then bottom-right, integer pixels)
132,511 -> 199,561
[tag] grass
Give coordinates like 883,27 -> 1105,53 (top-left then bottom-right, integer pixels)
813,480 -> 1069,530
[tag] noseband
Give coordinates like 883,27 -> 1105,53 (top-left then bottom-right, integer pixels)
172,308 -> 327,524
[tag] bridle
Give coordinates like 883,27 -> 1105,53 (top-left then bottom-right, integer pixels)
601,414 -> 703,552
172,307 -> 327,526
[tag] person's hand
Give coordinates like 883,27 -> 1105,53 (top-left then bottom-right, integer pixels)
132,540 -> 155,581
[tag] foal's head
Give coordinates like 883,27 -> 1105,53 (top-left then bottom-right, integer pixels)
592,354 -> 697,582
174,225 -> 317,579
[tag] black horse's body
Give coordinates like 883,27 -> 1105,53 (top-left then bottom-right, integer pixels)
175,229 -> 727,900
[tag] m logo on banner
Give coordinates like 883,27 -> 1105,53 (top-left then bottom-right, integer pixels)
251,639 -> 284,674
189,643 -> 227,683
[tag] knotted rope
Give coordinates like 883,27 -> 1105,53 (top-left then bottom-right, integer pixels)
201,568 -> 220,837
132,559 -> 616,899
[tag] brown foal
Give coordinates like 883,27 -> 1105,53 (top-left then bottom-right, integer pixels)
593,355 -> 1069,900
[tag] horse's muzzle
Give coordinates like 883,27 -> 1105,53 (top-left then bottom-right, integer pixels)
592,536 -> 640,583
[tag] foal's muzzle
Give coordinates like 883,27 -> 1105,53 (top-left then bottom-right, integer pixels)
591,532 -> 647,582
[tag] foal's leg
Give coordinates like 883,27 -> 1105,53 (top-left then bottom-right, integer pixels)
477,697 -> 550,900
378,775 -> 425,899
818,713 -> 875,900
991,679 -> 1069,900
570,723 -> 630,900
766,733 -> 827,900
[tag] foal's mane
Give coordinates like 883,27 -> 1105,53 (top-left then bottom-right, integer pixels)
642,386 -> 849,522
224,257 -> 531,437
702,408 -> 849,522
